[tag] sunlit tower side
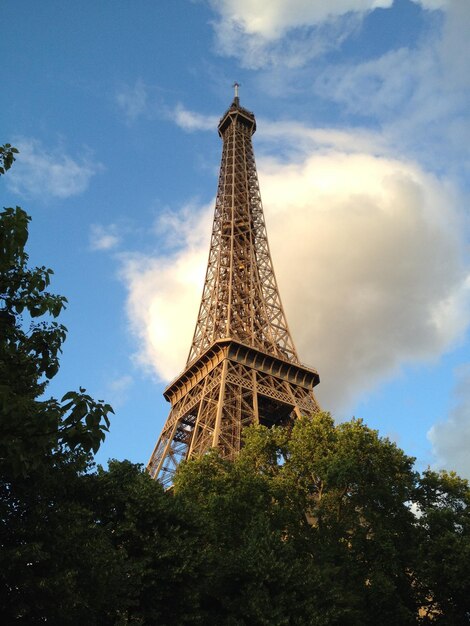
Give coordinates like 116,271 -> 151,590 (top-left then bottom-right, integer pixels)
148,90 -> 320,487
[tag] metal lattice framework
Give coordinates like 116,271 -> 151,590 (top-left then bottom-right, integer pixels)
148,93 -> 320,487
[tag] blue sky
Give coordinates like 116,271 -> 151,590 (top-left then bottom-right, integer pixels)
2,0 -> 470,478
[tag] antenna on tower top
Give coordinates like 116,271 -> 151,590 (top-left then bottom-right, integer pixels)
233,81 -> 240,106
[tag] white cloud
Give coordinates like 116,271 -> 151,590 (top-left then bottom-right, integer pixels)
105,374 -> 134,409
314,47 -> 427,118
414,0 -> 448,8
205,0 -> 466,181
210,0 -> 392,41
90,223 -> 121,251
259,146 -> 469,411
439,0 -> 470,90
116,79 -> 149,122
312,0 -> 470,175
119,123 -> 470,413
119,200 -> 213,380
6,139 -> 99,200
170,106 -> 390,155
258,119 -> 390,157
211,9 -> 361,69
428,363 -> 470,479
207,0 -> 446,68
114,91 -> 218,132
172,104 -> 219,132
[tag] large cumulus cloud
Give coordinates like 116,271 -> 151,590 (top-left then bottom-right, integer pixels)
119,125 -> 469,412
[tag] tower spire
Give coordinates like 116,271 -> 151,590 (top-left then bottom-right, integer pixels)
147,96 -> 320,486
233,81 -> 240,107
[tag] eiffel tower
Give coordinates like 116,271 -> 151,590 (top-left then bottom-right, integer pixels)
148,87 -> 320,486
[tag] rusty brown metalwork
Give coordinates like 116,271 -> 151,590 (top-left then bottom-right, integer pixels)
147,95 -> 320,487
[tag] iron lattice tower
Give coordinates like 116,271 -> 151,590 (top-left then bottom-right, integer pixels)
148,92 -> 320,486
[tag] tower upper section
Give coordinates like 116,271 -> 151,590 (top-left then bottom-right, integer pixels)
187,96 -> 299,366
218,98 -> 256,137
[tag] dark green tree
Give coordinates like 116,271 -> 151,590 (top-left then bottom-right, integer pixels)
174,449 -> 312,625
173,413 -> 423,626
284,413 -> 420,625
90,460 -> 204,625
0,145 -> 115,622
0,452 -> 125,624
0,457 -> 205,625
415,469 -> 470,625
0,143 -> 18,175
0,201 -> 113,476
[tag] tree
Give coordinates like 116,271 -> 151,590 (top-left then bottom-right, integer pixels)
0,457 -> 204,625
286,413 -> 421,624
90,460 -> 204,625
0,199 -> 113,476
174,446 -> 315,625
173,414 -> 424,625
0,143 -> 18,175
415,470 -> 470,625
0,145 -> 114,621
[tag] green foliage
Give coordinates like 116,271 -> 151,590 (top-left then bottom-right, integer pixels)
0,454 -> 122,624
173,414 -> 422,625
1,149 -> 113,476
415,470 -> 470,624
1,145 -> 115,622
174,450 -> 308,625
0,459 -> 203,625
0,143 -> 18,175
91,460 -> 204,625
